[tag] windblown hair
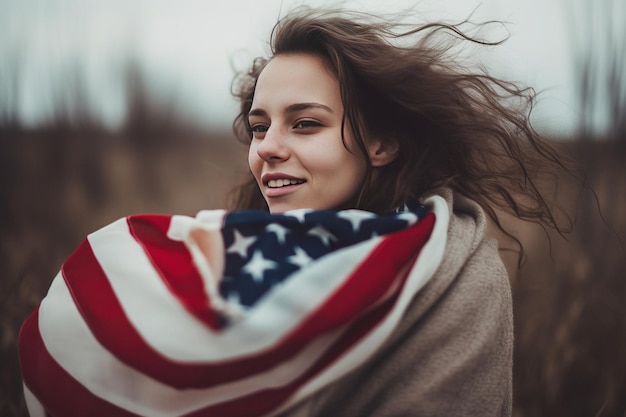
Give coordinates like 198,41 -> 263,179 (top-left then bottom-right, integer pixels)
231,8 -> 574,258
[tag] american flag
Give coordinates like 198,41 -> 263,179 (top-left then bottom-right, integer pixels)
19,197 -> 448,417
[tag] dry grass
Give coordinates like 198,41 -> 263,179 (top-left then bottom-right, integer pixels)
512,140 -> 626,417
1,130 -> 624,416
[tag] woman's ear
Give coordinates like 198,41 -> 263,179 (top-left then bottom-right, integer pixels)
368,138 -> 399,167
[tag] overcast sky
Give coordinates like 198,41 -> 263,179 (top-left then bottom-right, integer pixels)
0,0 -> 616,136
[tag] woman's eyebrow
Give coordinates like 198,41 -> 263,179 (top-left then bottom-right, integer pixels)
248,102 -> 334,118
285,102 -> 334,114
248,108 -> 267,118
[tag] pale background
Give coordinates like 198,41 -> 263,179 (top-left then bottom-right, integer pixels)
3,0 -> 622,136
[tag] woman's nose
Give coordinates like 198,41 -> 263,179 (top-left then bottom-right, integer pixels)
256,126 -> 290,162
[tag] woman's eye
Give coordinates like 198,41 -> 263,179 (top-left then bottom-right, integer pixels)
250,124 -> 269,139
293,120 -> 321,130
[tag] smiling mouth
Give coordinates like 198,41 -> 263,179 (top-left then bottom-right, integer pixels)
266,179 -> 306,188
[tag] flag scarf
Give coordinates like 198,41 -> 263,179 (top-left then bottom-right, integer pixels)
19,195 -> 450,417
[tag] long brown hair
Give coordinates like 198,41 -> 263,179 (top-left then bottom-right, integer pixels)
231,8 -> 575,255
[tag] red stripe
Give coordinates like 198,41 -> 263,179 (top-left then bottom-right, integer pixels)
127,215 -> 224,330
62,239 -> 216,388
192,296 -> 399,417
18,308 -> 142,417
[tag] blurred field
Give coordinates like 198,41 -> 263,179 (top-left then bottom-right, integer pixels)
0,125 -> 249,417
0,126 -> 625,417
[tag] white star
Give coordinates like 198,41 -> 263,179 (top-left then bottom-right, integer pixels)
337,210 -> 376,232
396,212 -> 418,226
285,208 -> 312,223
227,230 -> 256,258
242,250 -> 277,282
287,246 -> 313,268
307,225 -> 337,246
265,223 -> 290,244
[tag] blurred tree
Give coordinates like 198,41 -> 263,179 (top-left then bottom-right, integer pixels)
122,59 -> 189,141
566,0 -> 626,140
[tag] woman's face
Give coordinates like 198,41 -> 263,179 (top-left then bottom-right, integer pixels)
247,53 -> 367,214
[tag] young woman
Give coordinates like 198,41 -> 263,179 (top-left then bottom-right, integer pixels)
19,8 -> 572,417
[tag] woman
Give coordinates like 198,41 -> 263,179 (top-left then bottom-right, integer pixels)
19,8 -> 572,417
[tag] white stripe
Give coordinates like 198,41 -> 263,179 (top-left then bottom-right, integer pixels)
87,217 -> 382,361
23,383 -> 46,417
265,195 -> 449,417
39,272 -> 349,417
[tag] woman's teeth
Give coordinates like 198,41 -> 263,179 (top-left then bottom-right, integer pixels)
267,179 -> 304,188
